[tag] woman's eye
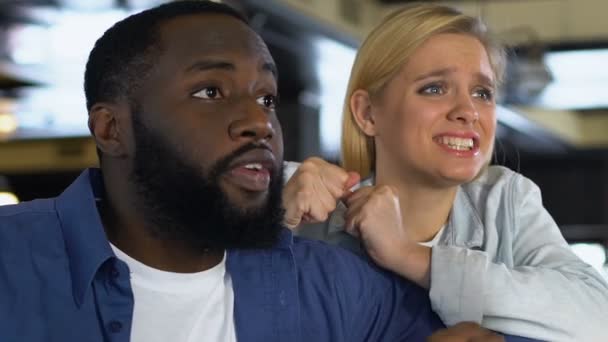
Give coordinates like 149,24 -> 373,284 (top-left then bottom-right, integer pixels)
193,87 -> 223,99
257,95 -> 277,109
419,84 -> 445,95
473,88 -> 494,102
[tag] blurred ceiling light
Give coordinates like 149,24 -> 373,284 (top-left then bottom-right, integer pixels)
7,24 -> 49,65
56,0 -> 116,11
315,37 -> 356,158
570,243 -> 608,281
0,113 -> 17,135
534,48 -> 608,110
128,0 -> 167,9
0,192 -> 19,206
0,176 -> 18,206
0,99 -> 18,136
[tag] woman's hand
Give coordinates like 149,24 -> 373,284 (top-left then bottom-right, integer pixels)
428,322 -> 505,342
282,157 -> 359,229
344,185 -> 431,288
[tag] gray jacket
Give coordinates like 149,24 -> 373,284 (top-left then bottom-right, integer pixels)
286,163 -> 608,342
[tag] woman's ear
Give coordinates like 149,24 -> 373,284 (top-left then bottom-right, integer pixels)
350,89 -> 378,137
88,103 -> 128,158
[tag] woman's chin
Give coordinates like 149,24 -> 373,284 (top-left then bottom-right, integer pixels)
437,166 -> 483,186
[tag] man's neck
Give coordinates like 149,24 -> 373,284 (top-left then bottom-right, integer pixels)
99,170 -> 224,273
104,214 -> 224,273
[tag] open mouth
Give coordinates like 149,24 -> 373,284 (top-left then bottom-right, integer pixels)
433,133 -> 481,156
224,150 -> 276,192
437,136 -> 475,151
228,164 -> 271,192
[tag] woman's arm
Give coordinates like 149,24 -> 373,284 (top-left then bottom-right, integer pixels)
428,175 -> 608,341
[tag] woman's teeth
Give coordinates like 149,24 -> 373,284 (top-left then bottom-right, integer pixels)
438,136 -> 474,151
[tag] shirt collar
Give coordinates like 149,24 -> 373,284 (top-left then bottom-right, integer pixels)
444,187 -> 485,248
56,168 -> 295,306
55,168 -> 114,307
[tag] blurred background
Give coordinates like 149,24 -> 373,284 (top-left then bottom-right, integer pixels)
0,0 -> 607,278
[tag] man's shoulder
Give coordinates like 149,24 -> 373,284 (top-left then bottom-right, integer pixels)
289,236 -> 444,339
0,198 -> 63,249
291,236 -> 366,263
290,236 -> 395,286
0,198 -> 58,224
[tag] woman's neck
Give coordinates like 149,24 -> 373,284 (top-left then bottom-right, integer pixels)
374,169 -> 458,243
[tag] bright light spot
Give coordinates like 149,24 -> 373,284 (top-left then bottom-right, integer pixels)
0,192 -> 19,205
8,25 -> 49,65
0,113 -> 18,135
545,49 -> 608,82
570,243 -> 608,281
315,38 -> 356,158
538,49 -> 608,109
7,9 -> 131,138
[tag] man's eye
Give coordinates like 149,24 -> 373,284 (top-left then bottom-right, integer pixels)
193,87 -> 223,99
419,84 -> 445,95
257,95 -> 277,109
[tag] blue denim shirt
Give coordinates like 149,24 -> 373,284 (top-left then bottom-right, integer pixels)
0,168 -> 444,342
0,169 -> 537,342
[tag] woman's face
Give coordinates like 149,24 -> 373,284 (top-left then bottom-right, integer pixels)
369,33 -> 496,187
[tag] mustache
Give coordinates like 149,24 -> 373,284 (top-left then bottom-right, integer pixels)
211,142 -> 278,177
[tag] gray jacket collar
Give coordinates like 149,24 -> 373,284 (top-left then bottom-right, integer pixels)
443,187 -> 485,249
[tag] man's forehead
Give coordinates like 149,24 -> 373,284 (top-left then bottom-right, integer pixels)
159,14 -> 272,61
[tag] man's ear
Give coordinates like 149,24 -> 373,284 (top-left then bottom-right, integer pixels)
350,89 -> 378,137
88,103 -> 127,158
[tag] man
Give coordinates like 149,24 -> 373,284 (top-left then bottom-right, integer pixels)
0,1 -> 529,341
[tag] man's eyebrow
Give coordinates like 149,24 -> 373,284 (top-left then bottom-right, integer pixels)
262,62 -> 278,80
185,60 -> 235,73
184,59 -> 277,80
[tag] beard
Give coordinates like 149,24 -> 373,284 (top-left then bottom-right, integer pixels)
129,113 -> 285,252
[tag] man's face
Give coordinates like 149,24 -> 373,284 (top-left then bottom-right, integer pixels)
127,14 -> 285,250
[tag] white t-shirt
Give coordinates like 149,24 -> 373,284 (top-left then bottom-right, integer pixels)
110,244 -> 236,342
418,225 -> 445,247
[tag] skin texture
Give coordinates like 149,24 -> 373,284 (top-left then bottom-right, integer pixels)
88,14 -> 282,273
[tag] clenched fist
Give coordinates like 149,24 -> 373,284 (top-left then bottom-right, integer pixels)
282,157 -> 359,229
344,185 -> 432,288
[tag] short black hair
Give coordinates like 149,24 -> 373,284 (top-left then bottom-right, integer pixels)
84,0 -> 248,112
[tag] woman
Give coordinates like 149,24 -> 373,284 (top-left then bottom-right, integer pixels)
283,4 -> 608,342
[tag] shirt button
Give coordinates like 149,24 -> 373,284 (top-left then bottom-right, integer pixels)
108,321 -> 123,333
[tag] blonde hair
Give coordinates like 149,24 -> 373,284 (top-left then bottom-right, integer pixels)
341,4 -> 506,178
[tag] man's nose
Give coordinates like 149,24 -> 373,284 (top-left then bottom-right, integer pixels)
228,101 -> 275,141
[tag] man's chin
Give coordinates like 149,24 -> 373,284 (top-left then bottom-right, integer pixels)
220,182 -> 270,211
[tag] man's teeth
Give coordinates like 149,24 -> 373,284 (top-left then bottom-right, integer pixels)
439,136 -> 474,151
244,163 -> 263,171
